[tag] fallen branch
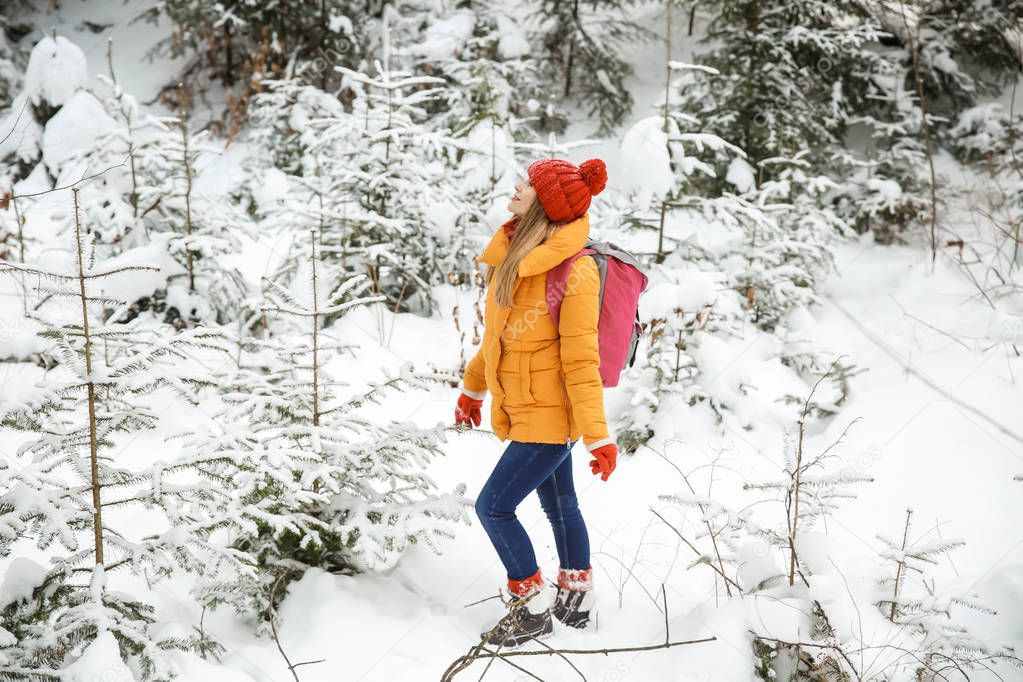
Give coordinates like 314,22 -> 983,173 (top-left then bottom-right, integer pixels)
441,585 -> 716,681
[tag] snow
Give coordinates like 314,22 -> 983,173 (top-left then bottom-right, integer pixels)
0,557 -> 45,608
89,236 -> 185,303
667,60 -> 720,76
409,10 -> 475,61
460,123 -> 514,191
726,157 -> 756,193
494,14 -> 531,59
63,631 -> 136,682
41,88 -> 118,174
23,34 -> 87,108
865,175 -> 902,200
640,271 -> 720,318
0,93 -> 42,163
328,13 -> 352,35
250,166 -> 290,214
620,116 -> 673,205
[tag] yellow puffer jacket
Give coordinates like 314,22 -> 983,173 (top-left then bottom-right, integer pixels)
460,213 -> 613,452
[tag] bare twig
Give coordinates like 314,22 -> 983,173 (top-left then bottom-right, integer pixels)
267,572 -> 325,681
889,508 -> 912,622
651,508 -> 743,593
649,443 -> 734,597
12,157 -> 130,200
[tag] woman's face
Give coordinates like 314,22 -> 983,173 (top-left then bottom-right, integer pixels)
507,175 -> 537,216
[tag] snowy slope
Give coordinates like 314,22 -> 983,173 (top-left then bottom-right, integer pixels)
144,235 -> 1021,682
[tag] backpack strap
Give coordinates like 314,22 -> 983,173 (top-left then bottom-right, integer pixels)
546,249 -> 596,331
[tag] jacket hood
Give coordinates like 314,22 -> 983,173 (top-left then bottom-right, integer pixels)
476,213 -> 590,277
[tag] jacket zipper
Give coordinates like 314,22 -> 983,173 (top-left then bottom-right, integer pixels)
559,372 -> 571,449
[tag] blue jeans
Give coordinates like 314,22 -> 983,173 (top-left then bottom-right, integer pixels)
474,439 -> 591,581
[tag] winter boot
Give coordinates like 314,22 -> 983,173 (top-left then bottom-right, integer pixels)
480,569 -> 554,648
551,567 -> 597,629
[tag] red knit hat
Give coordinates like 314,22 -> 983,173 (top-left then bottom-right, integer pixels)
526,157 -> 608,223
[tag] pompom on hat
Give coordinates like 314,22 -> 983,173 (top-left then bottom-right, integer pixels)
526,157 -> 608,223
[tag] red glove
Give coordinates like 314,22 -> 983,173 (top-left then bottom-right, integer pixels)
455,392 -> 483,428
588,443 -> 618,481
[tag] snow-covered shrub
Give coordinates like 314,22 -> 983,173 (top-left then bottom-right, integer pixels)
133,113 -> 249,325
31,64 -> 252,325
179,232 -> 471,623
408,4 -> 562,144
657,369 -> 1018,680
243,73 -> 346,177
136,0 -> 370,115
832,86 -> 937,245
527,0 -> 654,136
248,49 -> 477,315
0,33 -> 87,190
945,102 -> 1023,303
614,111 -> 849,452
0,8 -> 30,111
616,264 -> 743,454
0,192 -> 237,679
670,0 -> 884,188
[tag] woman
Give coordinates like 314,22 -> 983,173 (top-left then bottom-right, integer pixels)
454,157 -> 619,648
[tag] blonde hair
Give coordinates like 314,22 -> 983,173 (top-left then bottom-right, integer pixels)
485,197 -> 559,308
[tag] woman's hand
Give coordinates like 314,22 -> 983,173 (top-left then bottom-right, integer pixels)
589,443 -> 618,481
455,392 -> 483,428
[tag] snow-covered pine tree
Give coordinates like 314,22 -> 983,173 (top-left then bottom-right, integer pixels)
824,3 -> 943,246
657,364 -> 872,679
244,70 -> 346,177
676,0 -> 886,188
133,106 -> 248,326
728,153 -> 847,332
832,97 -> 935,244
301,12 -> 475,316
0,26 -> 38,279
946,101 -> 1023,299
1,33 -> 85,265
135,0 -> 371,105
179,230 -> 471,623
240,72 -> 357,291
38,43 -> 159,256
831,2 -> 1018,244
870,508 -> 1017,677
528,0 -> 653,136
403,3 -> 581,292
614,104 -> 848,451
0,188 -> 237,680
669,68 -> 848,321
671,0 -> 971,244
872,1 -> 1020,121
617,265 -> 744,452
35,57 -> 250,326
408,2 -> 567,151
657,364 -> 1017,679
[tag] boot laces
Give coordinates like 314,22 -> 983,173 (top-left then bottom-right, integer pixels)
489,588 -> 541,637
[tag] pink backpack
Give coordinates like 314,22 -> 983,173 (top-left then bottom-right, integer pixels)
546,240 -> 649,388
